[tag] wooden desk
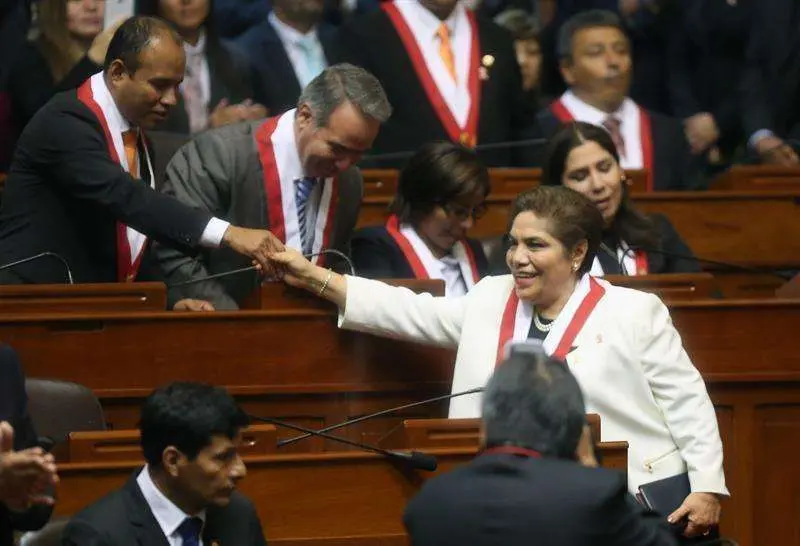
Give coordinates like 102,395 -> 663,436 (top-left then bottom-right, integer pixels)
713,165 -> 800,191
53,429 -> 627,545
0,282 -> 166,314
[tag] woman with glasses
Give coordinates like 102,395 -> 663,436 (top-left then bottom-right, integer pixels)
351,141 -> 490,297
541,122 -> 700,276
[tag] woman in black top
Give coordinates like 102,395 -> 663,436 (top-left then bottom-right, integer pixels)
541,122 -> 699,276
352,141 -> 491,297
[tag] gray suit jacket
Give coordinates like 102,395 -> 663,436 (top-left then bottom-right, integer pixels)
155,119 -> 363,309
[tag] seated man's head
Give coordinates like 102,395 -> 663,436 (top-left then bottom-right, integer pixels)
104,16 -> 186,129
390,141 -> 489,256
140,382 -> 249,512
482,343 -> 587,461
557,10 -> 631,113
295,63 -> 391,179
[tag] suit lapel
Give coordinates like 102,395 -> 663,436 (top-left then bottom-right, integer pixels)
122,473 -> 171,546
206,40 -> 229,109
262,24 -> 302,104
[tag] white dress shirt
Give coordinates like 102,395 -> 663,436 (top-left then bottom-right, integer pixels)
92,72 -> 229,249
180,30 -> 211,108
393,0 -> 473,127
268,11 -> 327,88
399,223 -> 468,297
560,90 -> 644,170
137,466 -> 207,546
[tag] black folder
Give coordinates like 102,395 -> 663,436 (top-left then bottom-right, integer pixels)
637,472 -> 691,519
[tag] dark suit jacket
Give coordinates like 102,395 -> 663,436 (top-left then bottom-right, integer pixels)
404,453 -> 677,546
0,344 -> 52,546
531,105 -> 706,190
351,226 -> 490,280
62,473 -> 267,546
235,20 -> 340,116
740,0 -> 800,140
0,90 -> 212,284
155,119 -> 363,309
645,214 -> 701,274
338,7 -> 537,167
667,0 -> 751,156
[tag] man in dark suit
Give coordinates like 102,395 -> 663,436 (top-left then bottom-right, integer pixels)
404,343 -> 676,546
740,0 -> 800,166
63,382 -> 267,546
156,64 -> 391,309
0,345 -> 57,546
235,0 -> 340,116
0,16 -> 283,305
530,10 -> 703,191
338,0 -> 536,167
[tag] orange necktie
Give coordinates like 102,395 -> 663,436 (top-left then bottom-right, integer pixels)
437,23 -> 457,82
122,130 -> 139,178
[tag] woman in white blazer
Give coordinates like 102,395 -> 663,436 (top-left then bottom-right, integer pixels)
269,185 -> 727,538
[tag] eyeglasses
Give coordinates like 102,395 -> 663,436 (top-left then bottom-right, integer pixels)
441,202 -> 488,221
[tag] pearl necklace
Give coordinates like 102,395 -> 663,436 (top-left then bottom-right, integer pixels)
533,310 -> 553,332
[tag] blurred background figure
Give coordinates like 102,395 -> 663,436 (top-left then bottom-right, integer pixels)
494,8 -> 547,111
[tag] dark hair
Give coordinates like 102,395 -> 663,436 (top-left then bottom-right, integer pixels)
557,9 -> 626,61
140,382 -> 249,466
541,121 -> 660,250
137,0 -> 218,42
104,15 -> 182,73
390,141 -> 490,224
483,348 -> 586,459
507,185 -> 602,276
494,8 -> 540,42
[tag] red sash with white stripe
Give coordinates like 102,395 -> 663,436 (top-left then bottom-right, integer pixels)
382,2 -> 481,148
496,276 -> 606,364
550,99 -> 655,193
77,77 -> 149,282
255,114 -> 338,266
385,214 -> 480,283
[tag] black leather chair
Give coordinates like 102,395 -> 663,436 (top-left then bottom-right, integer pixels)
24,378 -> 106,446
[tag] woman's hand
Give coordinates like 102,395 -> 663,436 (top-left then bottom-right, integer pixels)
668,492 -> 721,537
269,248 -> 319,289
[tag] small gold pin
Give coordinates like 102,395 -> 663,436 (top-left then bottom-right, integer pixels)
481,54 -> 495,68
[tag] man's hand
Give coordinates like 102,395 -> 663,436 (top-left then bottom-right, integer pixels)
668,492 -> 721,537
755,135 -> 800,166
222,226 -> 285,274
0,422 -> 58,509
173,299 -> 215,312
684,113 -> 720,155
209,99 -> 269,129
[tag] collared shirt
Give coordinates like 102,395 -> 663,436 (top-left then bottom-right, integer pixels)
268,11 -> 327,88
136,466 -> 207,546
393,0 -> 472,127
94,73 -> 230,248
180,29 -> 211,107
399,222 -> 469,297
559,90 -> 643,170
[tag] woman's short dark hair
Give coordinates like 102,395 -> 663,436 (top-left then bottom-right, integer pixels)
140,382 -> 249,466
507,185 -> 602,276
390,141 -> 490,225
541,122 -> 660,250
494,9 -> 540,42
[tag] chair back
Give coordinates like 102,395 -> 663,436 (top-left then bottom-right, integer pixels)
25,378 -> 106,444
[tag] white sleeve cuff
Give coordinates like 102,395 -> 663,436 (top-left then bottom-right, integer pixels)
199,217 -> 230,248
748,129 -> 775,150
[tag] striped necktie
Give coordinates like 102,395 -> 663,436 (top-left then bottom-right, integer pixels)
295,177 -> 317,255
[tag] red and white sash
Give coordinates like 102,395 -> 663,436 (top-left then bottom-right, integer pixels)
550,98 -> 655,192
255,111 -> 338,266
382,1 -> 481,147
591,241 -> 649,277
385,214 -> 480,292
77,72 -> 153,282
495,274 -> 606,364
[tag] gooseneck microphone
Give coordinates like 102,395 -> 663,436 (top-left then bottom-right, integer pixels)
278,387 -> 484,448
247,413 -> 438,471
619,246 -> 795,281
0,252 -> 74,284
362,137 -> 548,163
166,248 -> 355,289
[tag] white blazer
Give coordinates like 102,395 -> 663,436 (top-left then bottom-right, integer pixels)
339,274 -> 728,496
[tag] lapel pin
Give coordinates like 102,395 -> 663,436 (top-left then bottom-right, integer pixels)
596,333 -> 603,344
481,54 -> 495,68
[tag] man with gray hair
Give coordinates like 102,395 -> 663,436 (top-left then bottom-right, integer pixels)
155,63 -> 391,310
403,343 -> 676,546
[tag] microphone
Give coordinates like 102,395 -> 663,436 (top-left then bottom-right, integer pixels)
0,252 -> 74,284
277,386 -> 484,448
247,413 -> 438,471
619,246 -> 795,281
166,249 -> 356,289
362,137 -> 548,163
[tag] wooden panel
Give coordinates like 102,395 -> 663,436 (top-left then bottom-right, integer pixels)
713,166 -> 800,191
0,282 -> 166,313
604,273 -> 717,300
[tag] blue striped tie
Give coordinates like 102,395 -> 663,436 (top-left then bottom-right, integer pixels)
295,177 -> 317,255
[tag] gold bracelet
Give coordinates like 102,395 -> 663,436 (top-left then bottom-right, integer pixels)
317,269 -> 333,297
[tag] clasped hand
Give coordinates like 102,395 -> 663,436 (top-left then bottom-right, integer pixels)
0,422 -> 59,511
668,491 -> 721,537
